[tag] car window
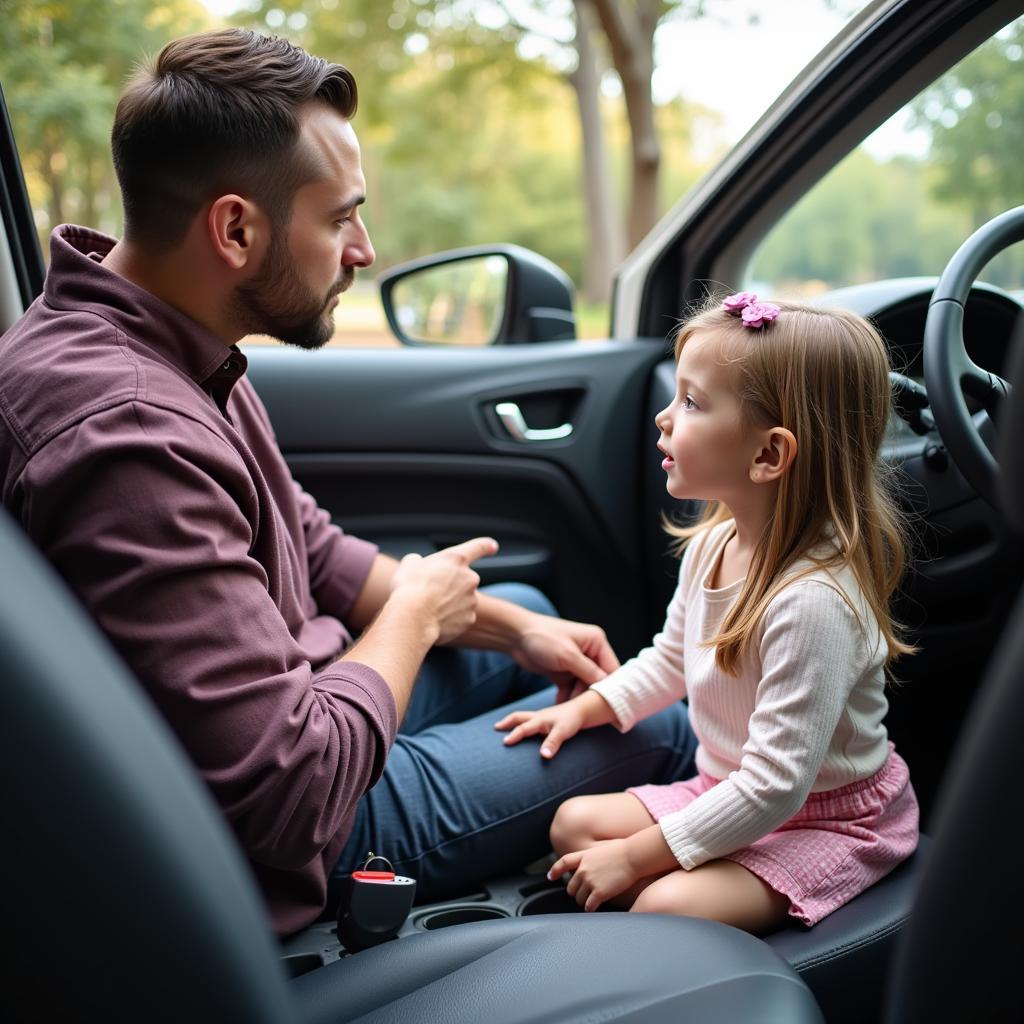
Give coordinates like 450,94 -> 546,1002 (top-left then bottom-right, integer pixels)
1,1 -> 870,350
744,14 -> 1024,298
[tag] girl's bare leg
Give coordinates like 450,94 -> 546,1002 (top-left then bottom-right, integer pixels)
630,860 -> 791,935
549,792 -> 656,854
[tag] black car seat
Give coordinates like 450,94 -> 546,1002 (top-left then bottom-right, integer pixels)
762,840 -> 925,1022
0,502 -> 820,1023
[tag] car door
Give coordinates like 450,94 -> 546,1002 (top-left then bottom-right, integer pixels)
243,337 -> 671,659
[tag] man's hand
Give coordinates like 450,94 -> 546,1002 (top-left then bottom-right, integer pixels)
511,614 -> 619,703
548,839 -> 640,912
389,537 -> 497,645
495,689 -> 615,758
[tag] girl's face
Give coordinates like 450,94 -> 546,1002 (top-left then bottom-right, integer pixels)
655,329 -> 762,502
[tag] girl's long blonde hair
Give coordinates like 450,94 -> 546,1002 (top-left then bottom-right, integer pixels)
667,296 -> 916,676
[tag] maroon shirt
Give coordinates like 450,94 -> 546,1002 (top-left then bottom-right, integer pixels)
0,225 -> 398,935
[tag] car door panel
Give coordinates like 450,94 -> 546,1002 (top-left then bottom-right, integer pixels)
245,339 -> 669,657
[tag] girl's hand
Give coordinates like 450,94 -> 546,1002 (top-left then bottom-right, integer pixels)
548,839 -> 639,912
495,690 -> 614,758
495,701 -> 584,759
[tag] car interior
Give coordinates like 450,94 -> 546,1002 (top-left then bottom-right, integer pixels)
1,0 -> 1022,1020
2,214 -> 1021,1018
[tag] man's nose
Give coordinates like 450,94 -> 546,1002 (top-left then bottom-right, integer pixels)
344,222 -> 375,269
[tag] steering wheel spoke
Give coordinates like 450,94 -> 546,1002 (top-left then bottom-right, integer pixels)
960,358 -> 1011,417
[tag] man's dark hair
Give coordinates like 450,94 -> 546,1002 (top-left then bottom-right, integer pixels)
112,28 -> 357,249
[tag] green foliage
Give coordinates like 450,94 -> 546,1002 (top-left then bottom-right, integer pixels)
750,151 -> 971,291
751,16 -> 1024,295
909,15 -> 1024,288
0,0 -> 207,249
3,0 -> 1020,298
912,17 -> 1024,222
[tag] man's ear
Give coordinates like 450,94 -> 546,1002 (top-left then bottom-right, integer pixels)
206,194 -> 267,271
751,426 -> 797,484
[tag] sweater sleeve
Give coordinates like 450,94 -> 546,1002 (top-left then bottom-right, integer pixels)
657,580 -> 872,869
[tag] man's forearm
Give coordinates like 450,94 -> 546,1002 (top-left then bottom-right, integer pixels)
340,590 -> 438,721
347,553 -> 400,632
453,590 -> 533,652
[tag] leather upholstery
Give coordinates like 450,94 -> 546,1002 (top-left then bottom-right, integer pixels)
766,842 -> 925,1023
292,914 -> 821,1024
0,506 -> 296,1023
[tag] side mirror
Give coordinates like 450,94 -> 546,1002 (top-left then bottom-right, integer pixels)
378,244 -> 576,346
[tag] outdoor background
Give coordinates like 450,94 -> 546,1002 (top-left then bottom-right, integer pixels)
2,0 -> 1022,345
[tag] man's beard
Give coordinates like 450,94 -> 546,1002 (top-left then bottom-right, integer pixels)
233,233 -> 353,350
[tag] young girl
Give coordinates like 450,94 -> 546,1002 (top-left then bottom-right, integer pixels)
497,293 -> 919,934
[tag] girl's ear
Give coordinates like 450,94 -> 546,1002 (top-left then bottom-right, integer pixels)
750,427 -> 797,484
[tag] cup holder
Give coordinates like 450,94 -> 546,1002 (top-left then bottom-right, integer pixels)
416,905 -> 509,930
517,887 -> 582,916
280,952 -> 324,978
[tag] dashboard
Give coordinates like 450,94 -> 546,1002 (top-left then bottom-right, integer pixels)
821,278 -> 1021,446
822,277 -> 1019,390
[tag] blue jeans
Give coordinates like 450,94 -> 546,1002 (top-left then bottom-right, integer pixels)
333,584 -> 698,903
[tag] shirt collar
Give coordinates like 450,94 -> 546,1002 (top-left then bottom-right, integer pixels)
44,224 -> 248,391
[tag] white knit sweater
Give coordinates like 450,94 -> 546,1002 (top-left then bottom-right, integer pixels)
590,519 -> 891,870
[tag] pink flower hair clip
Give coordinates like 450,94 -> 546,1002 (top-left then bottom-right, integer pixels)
721,292 -> 780,328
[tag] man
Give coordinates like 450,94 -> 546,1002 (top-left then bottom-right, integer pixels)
0,28 -> 696,935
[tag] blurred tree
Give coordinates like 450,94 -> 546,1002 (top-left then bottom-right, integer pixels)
568,0 -> 623,303
0,0 -> 208,252
229,1 -> 724,304
589,0 -> 681,251
488,1 -> 714,257
912,17 -> 1024,226
910,15 -> 1024,288
749,149 -> 970,291
459,0 -> 712,297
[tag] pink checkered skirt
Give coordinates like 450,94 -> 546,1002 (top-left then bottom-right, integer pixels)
628,744 -> 919,926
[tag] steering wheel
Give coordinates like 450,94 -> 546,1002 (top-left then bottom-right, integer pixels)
924,206 -> 1022,507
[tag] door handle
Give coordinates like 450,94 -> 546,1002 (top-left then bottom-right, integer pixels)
495,402 -> 573,442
